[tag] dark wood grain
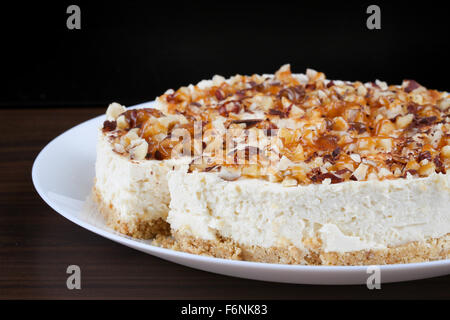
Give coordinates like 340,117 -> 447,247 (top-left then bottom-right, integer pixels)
0,107 -> 449,299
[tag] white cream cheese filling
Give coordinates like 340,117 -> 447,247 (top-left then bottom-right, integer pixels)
167,171 -> 450,253
94,132 -> 189,223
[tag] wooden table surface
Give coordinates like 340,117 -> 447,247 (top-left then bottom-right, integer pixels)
0,107 -> 449,300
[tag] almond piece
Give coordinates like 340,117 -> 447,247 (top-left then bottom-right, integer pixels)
121,128 -> 139,147
306,68 -> 318,80
441,145 -> 450,158
438,98 -> 450,111
106,102 -> 126,120
282,177 -> 298,187
418,162 -> 435,176
395,114 -> 414,129
357,85 -> 367,97
116,115 -> 129,130
333,117 -> 349,131
353,163 -> 369,181
378,167 -> 392,178
377,120 -> 396,136
129,139 -> 148,160
377,138 -> 393,152
350,153 -> 361,163
290,105 -> 305,118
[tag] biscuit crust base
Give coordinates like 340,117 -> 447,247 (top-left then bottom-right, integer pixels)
171,231 -> 450,266
93,186 -> 170,239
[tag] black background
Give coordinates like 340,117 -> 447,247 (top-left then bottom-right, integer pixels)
1,1 -> 449,108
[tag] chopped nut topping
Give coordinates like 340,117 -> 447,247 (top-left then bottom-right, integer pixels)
102,65 -> 450,185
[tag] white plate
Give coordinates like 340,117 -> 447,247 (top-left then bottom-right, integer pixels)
32,101 -> 450,285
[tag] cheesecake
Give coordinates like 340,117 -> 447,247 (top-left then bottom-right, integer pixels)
93,65 -> 450,265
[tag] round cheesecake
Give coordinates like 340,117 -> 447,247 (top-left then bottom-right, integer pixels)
93,64 -> 450,265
